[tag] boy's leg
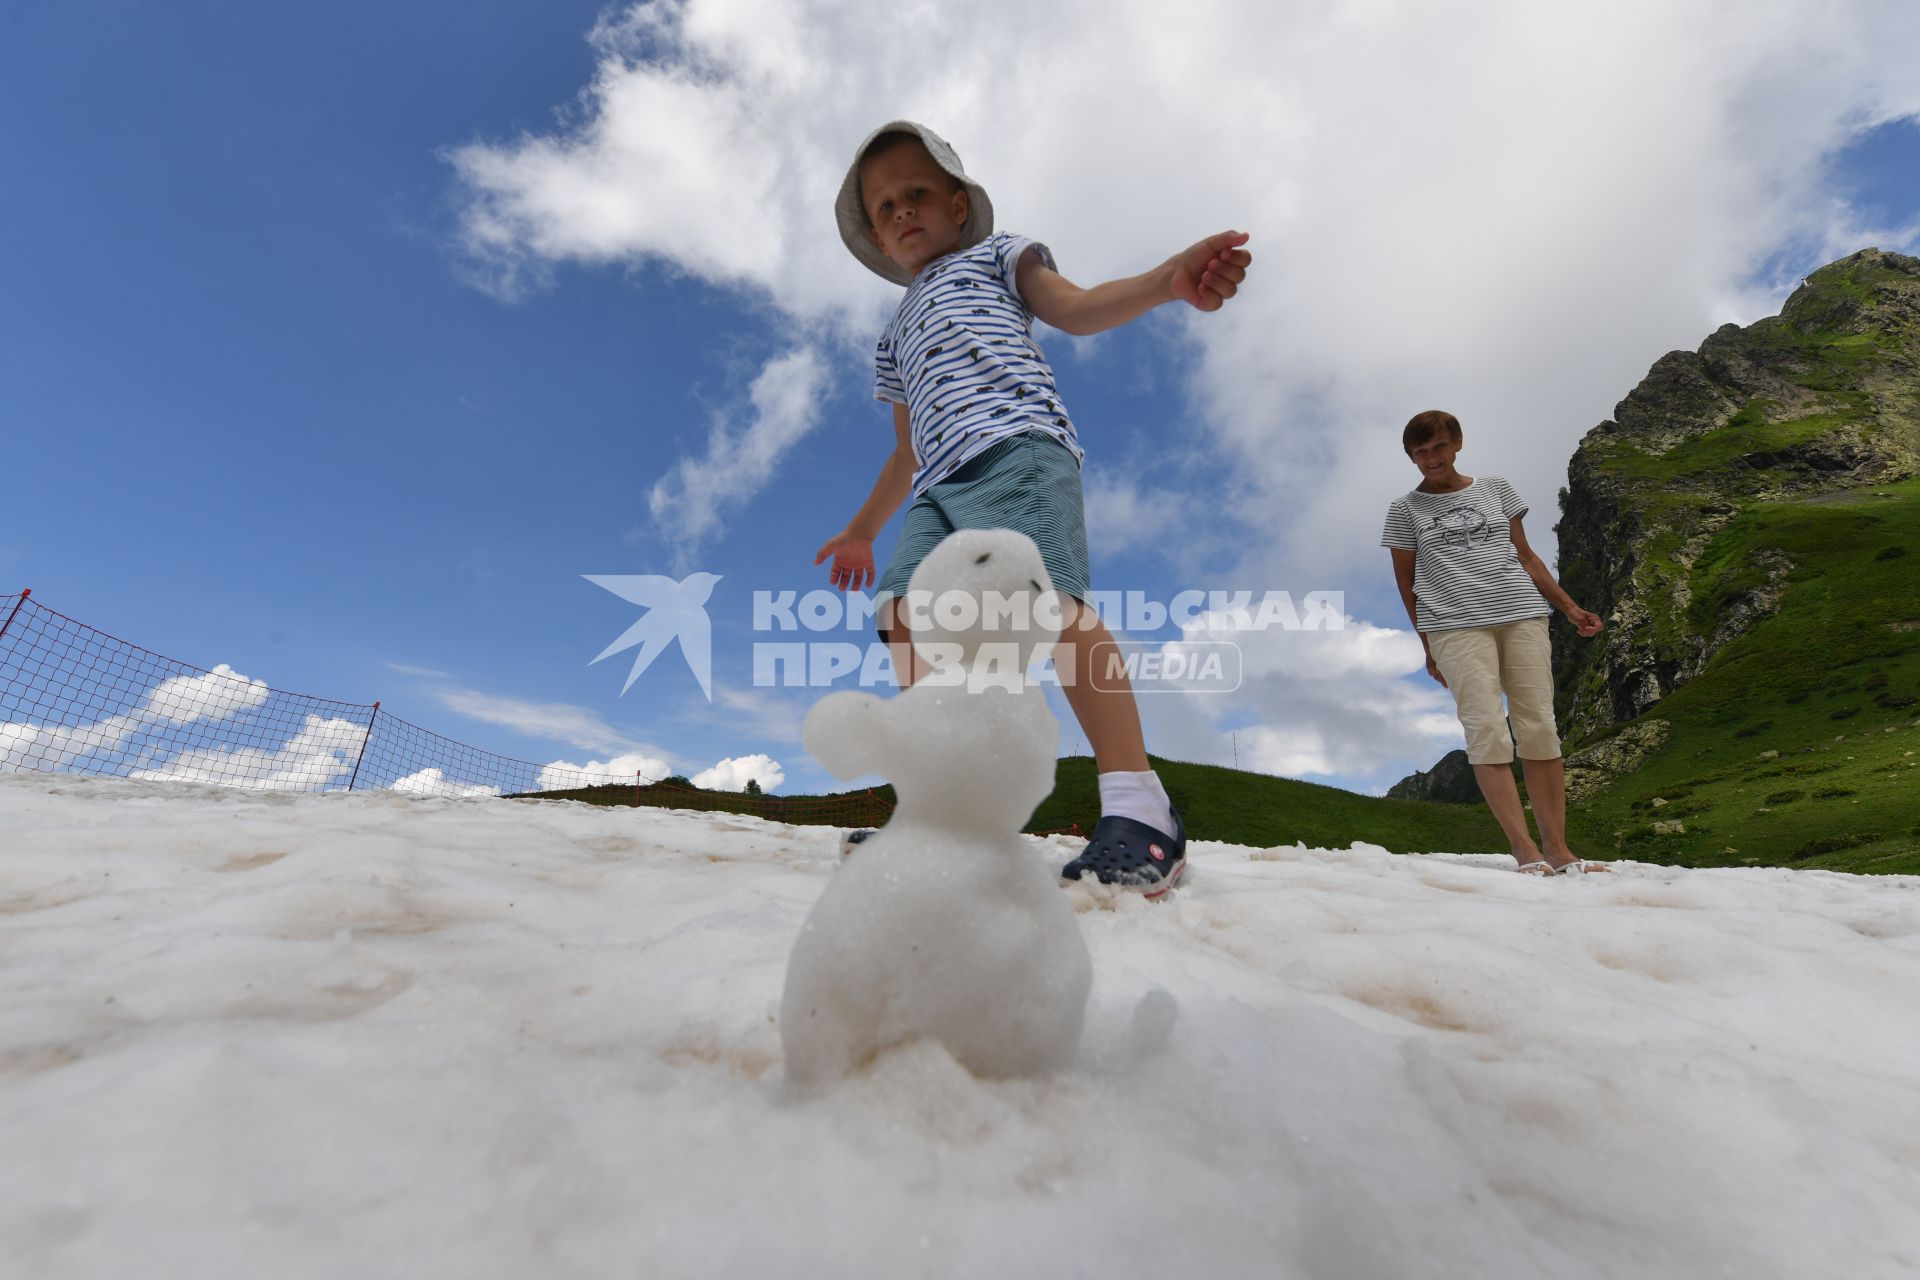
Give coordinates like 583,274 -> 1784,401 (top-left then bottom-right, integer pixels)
1054,595 -> 1185,891
885,433 -> 1180,886
1056,597 -> 1176,837
900,589 -> 1164,811
888,583 -> 1179,891
886,598 -> 929,689
838,496 -> 951,857
1052,598 -> 1150,774
871,485 -> 960,690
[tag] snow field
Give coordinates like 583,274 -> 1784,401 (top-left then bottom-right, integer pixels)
2,773 -> 1917,1278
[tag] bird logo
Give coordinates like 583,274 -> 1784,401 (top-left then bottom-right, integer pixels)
584,572 -> 722,700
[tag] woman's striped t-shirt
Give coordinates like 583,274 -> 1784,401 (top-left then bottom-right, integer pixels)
1380,476 -> 1549,632
875,232 -> 1085,496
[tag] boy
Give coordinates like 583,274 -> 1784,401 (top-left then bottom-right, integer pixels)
1380,409 -> 1608,874
813,120 -> 1251,893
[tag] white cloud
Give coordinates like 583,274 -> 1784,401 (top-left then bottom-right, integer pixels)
711,683 -> 805,744
421,685 -> 655,755
0,715 -> 138,774
144,663 -> 271,726
645,347 -> 828,561
3,662 -> 668,798
130,715 -> 366,792
390,767 -> 501,798
447,3 -> 889,322
539,750 -> 674,791
691,752 -> 784,792
1081,464 -> 1182,559
1136,615 -> 1463,784
1187,613 -> 1428,682
2,660 -> 274,775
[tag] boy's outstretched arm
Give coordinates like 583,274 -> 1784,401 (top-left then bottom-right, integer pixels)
1017,231 -> 1252,337
814,405 -> 916,591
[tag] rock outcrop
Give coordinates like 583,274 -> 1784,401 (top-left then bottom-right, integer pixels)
1562,718 -> 1672,805
1553,249 -> 1920,744
1385,749 -> 1482,803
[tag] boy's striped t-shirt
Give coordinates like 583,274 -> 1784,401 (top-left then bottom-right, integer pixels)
1380,476 -> 1549,632
874,232 -> 1084,495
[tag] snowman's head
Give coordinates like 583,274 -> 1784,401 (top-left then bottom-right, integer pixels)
903,529 -> 1062,674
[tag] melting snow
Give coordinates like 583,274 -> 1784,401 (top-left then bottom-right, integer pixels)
2,774 -> 1917,1278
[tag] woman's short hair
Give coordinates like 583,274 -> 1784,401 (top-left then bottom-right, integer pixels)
1403,409 -> 1462,454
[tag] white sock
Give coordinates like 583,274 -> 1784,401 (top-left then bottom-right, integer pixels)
1098,769 -> 1174,836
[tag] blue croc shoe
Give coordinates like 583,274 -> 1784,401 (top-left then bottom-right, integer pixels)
839,828 -> 878,859
1061,805 -> 1187,898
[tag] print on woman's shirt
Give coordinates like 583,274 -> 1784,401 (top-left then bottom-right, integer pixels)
1429,506 -> 1492,548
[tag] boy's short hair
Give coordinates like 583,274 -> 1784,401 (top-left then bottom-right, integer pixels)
1402,409 -> 1462,454
856,131 -> 962,226
837,120 -> 995,286
861,129 -> 924,163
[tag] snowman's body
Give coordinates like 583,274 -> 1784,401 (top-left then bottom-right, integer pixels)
780,531 -> 1094,1089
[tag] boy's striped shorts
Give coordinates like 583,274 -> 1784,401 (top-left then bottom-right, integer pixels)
874,431 -> 1090,639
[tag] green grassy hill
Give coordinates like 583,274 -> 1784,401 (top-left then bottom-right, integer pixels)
1562,478 -> 1920,874
538,753 -> 1593,859
1035,755 -> 1583,855
1550,249 -> 1920,874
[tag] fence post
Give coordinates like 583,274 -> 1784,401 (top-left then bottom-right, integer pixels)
0,588 -> 30,646
347,701 -> 379,792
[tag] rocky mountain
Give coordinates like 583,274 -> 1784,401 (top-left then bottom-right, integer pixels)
1552,249 -> 1920,746
1384,749 -> 1483,803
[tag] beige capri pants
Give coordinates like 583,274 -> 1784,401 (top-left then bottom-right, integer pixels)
1426,616 -> 1562,765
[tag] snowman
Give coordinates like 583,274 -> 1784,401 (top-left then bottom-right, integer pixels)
780,529 -> 1094,1090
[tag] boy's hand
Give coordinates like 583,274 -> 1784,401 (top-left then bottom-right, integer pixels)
1566,606 -> 1604,637
815,531 -> 877,592
1426,653 -> 1447,688
1169,231 -> 1252,312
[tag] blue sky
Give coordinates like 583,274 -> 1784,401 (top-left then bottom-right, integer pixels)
4,2 -> 1918,798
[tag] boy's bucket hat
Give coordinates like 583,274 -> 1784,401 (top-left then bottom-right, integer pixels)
836,120 -> 993,286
